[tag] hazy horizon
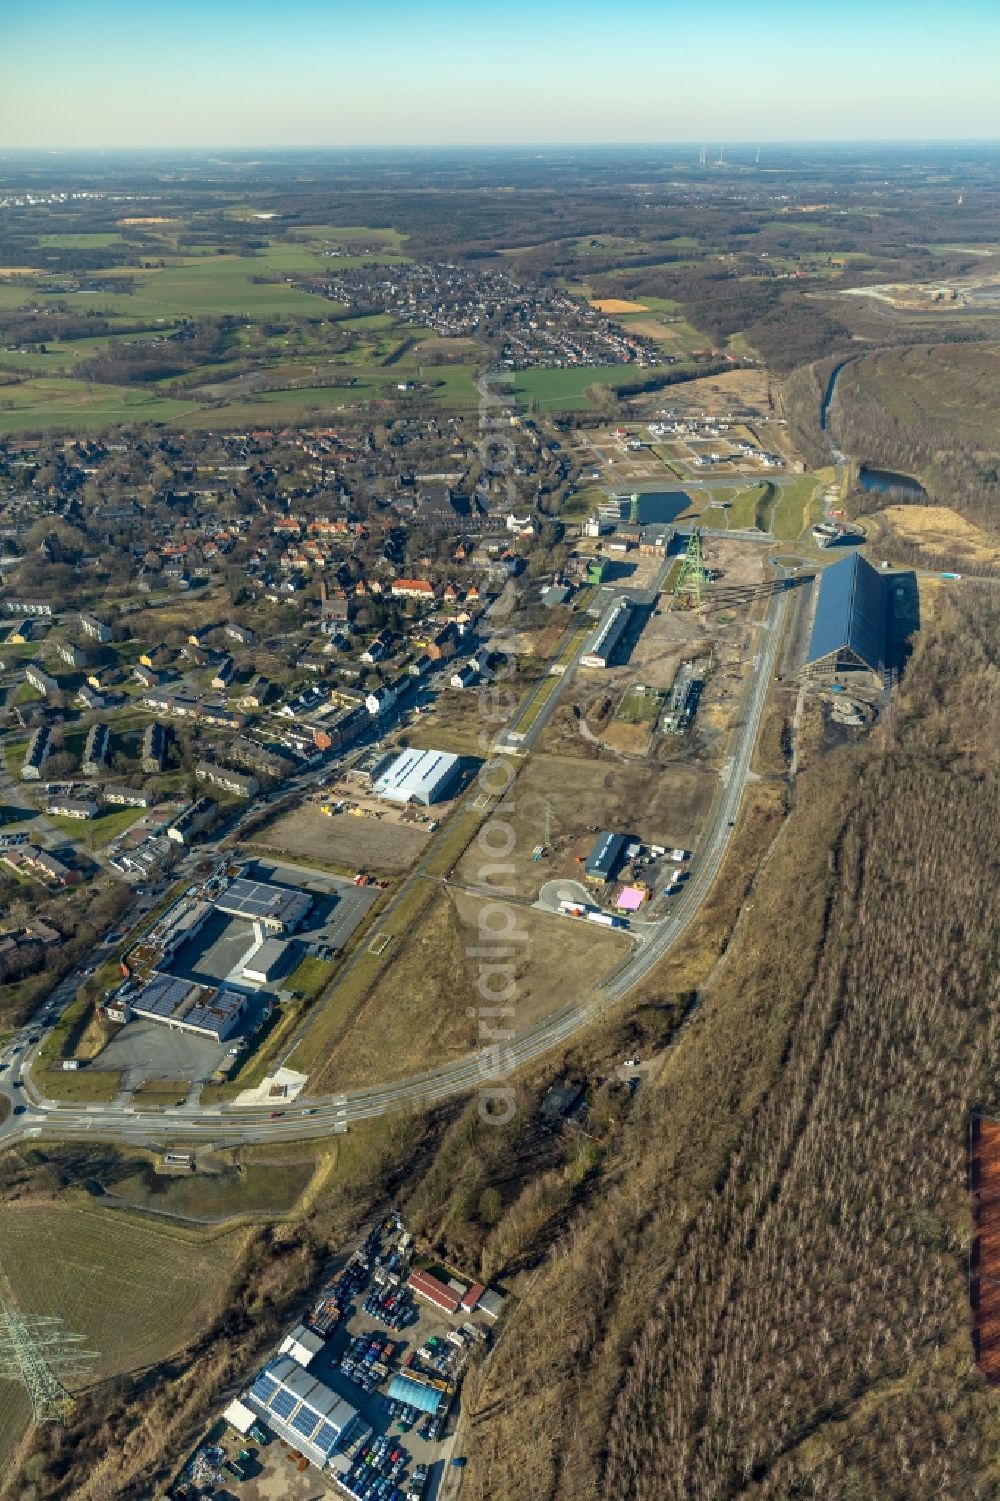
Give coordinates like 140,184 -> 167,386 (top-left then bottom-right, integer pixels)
5,0 -> 1000,151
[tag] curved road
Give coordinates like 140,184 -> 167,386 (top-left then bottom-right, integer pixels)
1,567 -> 792,1149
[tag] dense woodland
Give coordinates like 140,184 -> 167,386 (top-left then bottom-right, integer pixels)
830,350 -> 1000,539
459,588 -> 1000,1500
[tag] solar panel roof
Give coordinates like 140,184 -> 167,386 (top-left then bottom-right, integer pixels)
314,1420 -> 340,1453
270,1387 -> 296,1421
218,877 -> 311,926
131,974 -> 196,1019
806,553 -> 885,672
291,1406 -> 321,1440
250,1370 -> 278,1404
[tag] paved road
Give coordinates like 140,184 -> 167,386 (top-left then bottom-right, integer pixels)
0,558 -> 791,1149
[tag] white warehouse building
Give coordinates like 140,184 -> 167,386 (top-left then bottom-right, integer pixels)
242,936 -> 291,986
245,1356 -> 367,1469
373,747 -> 461,806
580,599 -> 631,669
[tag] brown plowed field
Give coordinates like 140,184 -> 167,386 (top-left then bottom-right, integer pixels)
970,1116 -> 1000,1381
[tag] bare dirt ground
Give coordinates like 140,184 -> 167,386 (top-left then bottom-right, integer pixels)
705,535 -> 769,588
455,751 -> 715,901
397,693 -> 495,757
308,886 -> 629,1090
547,538 -> 766,765
412,334 -> 480,357
617,605 -> 713,693
600,720 -> 655,756
632,366 -> 771,416
503,620 -> 567,658
255,802 -> 431,876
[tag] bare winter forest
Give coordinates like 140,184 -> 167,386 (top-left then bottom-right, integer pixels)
463,589 -> 1000,1500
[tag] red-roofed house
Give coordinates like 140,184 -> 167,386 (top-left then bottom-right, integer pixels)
407,1270 -> 461,1315
391,579 -> 436,602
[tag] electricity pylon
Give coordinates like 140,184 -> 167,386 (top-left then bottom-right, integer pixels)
0,1300 -> 97,1425
673,529 -> 710,606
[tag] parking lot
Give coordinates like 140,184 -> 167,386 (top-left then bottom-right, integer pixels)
192,1217 -> 498,1501
249,859 -> 382,955
302,1228 -> 478,1501
167,907 -> 260,988
96,991 -> 273,1090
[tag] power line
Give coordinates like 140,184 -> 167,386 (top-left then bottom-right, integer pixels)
0,1299 -> 98,1426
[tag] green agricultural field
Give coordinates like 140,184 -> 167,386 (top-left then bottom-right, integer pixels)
36,232 -> 125,248
182,363 -> 479,426
31,249 -> 328,319
288,223 -> 409,251
510,364 -> 648,412
0,377 -> 195,435
0,344 -> 93,376
0,285 -> 32,309
0,1202 -> 249,1381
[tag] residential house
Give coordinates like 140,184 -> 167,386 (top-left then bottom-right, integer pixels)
25,664 -> 58,698
211,656 -> 235,690
195,761 -> 259,798
104,785 -> 152,808
167,797 -> 216,846
82,721 -> 110,775
46,796 -> 97,820
55,639 -> 86,669
391,578 -> 436,603
365,684 -> 398,718
79,612 -> 112,643
21,726 -> 50,780
76,685 -> 106,712
239,676 -> 271,709
142,721 -> 167,773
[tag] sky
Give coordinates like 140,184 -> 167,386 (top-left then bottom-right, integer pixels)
3,0 -> 1000,148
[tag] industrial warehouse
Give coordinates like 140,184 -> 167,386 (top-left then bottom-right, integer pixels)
244,1357 -> 367,1467
373,747 -> 461,806
216,876 -> 313,933
106,869 -> 316,1052
805,552 -> 887,683
117,974 -> 249,1042
108,864 -> 379,1070
580,598 -> 631,669
241,935 -> 292,985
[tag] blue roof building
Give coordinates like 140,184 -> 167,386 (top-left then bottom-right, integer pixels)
805,553 -> 886,678
387,1373 -> 445,1416
585,831 -> 626,883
